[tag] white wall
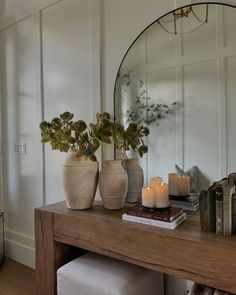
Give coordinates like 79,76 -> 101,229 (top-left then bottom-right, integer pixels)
0,13 -> 42,267
41,0 -> 101,205
0,0 -> 236,293
116,4 -> 236,189
0,0 -> 101,268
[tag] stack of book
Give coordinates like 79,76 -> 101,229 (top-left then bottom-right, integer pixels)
169,194 -> 199,212
199,172 -> 236,236
122,205 -> 186,229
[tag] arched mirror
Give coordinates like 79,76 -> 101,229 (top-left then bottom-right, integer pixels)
114,2 -> 236,191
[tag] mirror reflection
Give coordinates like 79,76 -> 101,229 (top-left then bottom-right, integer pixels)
114,3 -> 236,192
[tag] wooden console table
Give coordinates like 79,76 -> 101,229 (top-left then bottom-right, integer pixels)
35,201 -> 236,295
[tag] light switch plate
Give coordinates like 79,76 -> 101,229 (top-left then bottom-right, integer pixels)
13,143 -> 26,155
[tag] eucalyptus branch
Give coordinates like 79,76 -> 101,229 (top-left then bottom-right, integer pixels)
122,78 -> 180,126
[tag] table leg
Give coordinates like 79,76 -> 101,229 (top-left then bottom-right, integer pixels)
35,209 -> 79,295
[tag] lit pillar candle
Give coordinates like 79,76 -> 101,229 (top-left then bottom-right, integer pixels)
155,182 -> 169,208
178,175 -> 190,196
150,177 -> 163,189
142,186 -> 155,208
168,173 -> 179,196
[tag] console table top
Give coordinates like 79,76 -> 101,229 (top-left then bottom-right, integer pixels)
35,201 -> 236,294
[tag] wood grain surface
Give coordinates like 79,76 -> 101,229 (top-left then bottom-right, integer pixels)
35,201 -> 236,294
0,258 -> 35,295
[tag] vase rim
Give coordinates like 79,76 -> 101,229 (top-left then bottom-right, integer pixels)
63,153 -> 98,167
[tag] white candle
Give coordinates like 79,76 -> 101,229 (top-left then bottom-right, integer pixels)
178,175 -> 190,196
168,173 -> 179,196
150,177 -> 163,189
142,186 -> 155,208
155,182 -> 169,208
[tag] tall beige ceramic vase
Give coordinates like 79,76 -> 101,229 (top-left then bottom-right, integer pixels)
123,158 -> 143,203
99,160 -> 128,210
62,152 -> 99,210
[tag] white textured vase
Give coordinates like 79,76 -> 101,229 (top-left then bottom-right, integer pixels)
99,160 -> 128,210
62,152 -> 99,210
123,158 -> 143,203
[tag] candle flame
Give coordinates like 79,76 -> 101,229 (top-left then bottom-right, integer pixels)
147,186 -> 150,190
161,182 -> 164,186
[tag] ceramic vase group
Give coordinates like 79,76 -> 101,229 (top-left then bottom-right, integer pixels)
62,152 -> 143,210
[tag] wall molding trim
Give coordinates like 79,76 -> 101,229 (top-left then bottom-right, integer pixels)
192,0 -> 236,7
0,0 -> 61,31
5,229 -> 35,268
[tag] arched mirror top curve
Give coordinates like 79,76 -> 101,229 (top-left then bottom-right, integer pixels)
114,2 -> 236,191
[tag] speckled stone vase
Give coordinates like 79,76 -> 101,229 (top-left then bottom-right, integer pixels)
123,158 -> 143,203
99,160 -> 128,210
62,152 -> 99,210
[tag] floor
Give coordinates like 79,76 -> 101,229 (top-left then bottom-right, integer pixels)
0,258 -> 36,295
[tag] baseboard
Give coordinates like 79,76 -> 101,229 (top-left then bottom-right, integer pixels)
4,229 -> 35,269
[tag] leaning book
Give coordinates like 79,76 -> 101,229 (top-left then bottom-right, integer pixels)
122,212 -> 187,230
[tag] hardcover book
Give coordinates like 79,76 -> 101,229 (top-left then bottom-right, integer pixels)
122,212 -> 187,230
232,193 -> 236,234
228,172 -> 236,186
223,184 -> 235,235
216,185 -> 224,235
199,190 -> 208,231
126,205 -> 183,222
169,195 -> 198,205
170,203 -> 199,212
208,183 -> 216,232
208,178 -> 227,233
169,194 -> 199,211
215,178 -> 228,235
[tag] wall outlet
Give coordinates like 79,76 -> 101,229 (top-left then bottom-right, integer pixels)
13,143 -> 26,155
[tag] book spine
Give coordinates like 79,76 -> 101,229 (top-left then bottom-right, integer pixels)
122,213 -> 186,230
228,173 -> 236,186
223,187 -> 232,236
216,186 -> 223,235
208,189 -> 216,232
199,190 -> 208,231
170,204 -> 199,211
127,211 -> 170,222
232,193 -> 236,234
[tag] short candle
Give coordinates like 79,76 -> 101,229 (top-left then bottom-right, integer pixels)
178,175 -> 190,196
142,186 -> 155,208
168,173 -> 179,196
150,177 -> 163,189
168,173 -> 190,196
155,182 -> 169,208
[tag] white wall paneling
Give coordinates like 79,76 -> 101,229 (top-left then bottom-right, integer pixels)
0,13 -> 43,268
116,3 -> 236,189
101,0 -> 176,161
42,0 -> 101,205
226,56 -> 236,174
183,60 -> 219,188
192,0 -> 236,6
0,0 -> 61,30
147,67 -> 178,184
0,0 -> 101,267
